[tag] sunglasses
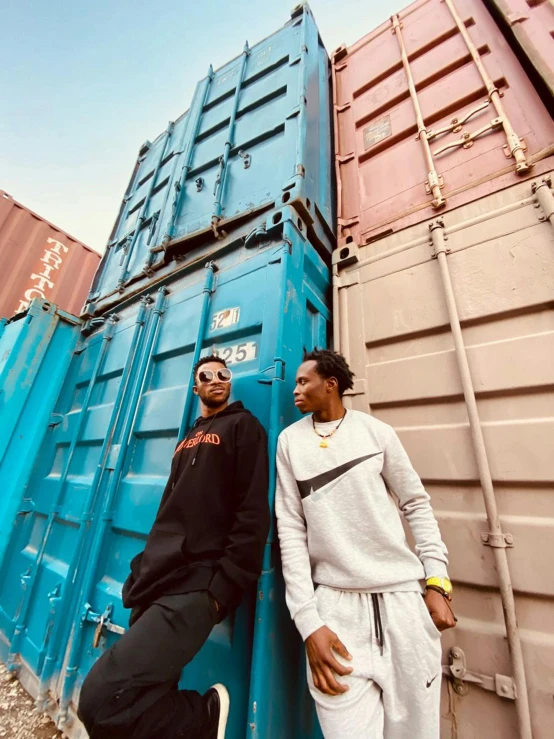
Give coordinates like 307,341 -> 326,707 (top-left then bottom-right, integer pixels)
197,368 -> 233,384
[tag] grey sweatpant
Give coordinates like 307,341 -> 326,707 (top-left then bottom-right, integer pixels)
308,588 -> 442,739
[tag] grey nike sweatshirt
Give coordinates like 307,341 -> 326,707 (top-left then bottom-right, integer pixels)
275,410 -> 449,641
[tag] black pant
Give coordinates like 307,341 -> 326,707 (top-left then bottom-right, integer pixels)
78,591 -> 219,738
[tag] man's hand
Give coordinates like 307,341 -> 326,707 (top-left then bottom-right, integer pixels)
305,625 -> 353,696
424,589 -> 456,631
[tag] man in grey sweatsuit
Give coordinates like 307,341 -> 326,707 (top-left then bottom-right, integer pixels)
275,349 -> 456,739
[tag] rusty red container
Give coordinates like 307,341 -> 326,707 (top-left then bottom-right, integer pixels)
0,191 -> 100,318
332,0 -> 554,249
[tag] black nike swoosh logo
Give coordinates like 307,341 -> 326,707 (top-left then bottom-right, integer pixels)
296,452 -> 383,500
426,675 -> 438,688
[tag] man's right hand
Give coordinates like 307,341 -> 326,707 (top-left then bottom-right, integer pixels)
305,625 -> 353,696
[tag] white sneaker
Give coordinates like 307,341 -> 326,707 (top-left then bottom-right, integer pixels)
204,683 -> 230,739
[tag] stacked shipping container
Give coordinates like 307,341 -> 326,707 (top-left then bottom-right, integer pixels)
0,6 -> 331,738
332,1 -> 554,738
0,1 -> 553,737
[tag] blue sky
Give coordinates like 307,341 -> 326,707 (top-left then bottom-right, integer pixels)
2,0 -> 404,253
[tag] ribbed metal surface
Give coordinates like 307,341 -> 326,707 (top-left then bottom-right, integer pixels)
0,210 -> 330,739
86,4 -> 334,315
0,192 -> 100,319
334,173 -> 554,739
331,0 -> 554,250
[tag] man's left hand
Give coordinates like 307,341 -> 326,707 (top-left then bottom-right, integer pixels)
424,588 -> 457,631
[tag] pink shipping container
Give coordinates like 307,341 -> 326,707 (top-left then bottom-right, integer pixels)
486,0 -> 554,104
333,1 -> 554,737
332,0 -> 554,249
0,191 -> 100,319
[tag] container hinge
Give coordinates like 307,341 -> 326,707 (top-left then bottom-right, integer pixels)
532,176 -> 554,222
257,358 -> 285,384
332,45 -> 348,63
48,413 -> 64,429
17,501 -> 34,515
444,647 -> 516,700
506,12 -> 529,25
339,272 -> 360,288
334,61 -> 348,72
343,378 -> 367,397
338,216 -> 359,227
337,153 -> 355,164
481,532 -> 514,548
238,150 -> 251,169
82,603 -> 126,649
105,444 -> 121,471
335,102 -> 351,113
147,211 -> 160,245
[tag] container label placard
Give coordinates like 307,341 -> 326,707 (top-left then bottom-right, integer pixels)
210,308 -> 240,331
213,341 -> 257,365
363,116 -> 392,150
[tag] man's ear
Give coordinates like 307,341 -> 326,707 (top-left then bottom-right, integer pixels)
326,377 -> 338,393
193,385 -> 198,396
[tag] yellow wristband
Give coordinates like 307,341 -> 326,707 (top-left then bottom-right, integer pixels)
426,577 -> 453,595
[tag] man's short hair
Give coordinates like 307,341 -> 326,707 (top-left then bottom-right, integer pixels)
302,348 -> 355,397
192,354 -> 227,381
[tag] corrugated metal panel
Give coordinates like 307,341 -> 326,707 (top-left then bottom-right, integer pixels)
0,300 -> 82,567
331,0 -> 554,249
485,0 -> 554,105
334,174 -> 554,739
0,192 -> 100,319
0,210 -> 329,739
87,4 -> 334,315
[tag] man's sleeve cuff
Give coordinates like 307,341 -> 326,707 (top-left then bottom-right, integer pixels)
423,558 -> 449,580
209,570 -> 238,609
294,603 -> 325,642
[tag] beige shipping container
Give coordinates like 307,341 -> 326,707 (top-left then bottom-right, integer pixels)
333,173 -> 554,739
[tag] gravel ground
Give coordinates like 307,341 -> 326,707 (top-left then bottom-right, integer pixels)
0,664 -> 62,739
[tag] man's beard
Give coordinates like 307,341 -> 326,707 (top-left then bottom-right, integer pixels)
201,390 -> 230,408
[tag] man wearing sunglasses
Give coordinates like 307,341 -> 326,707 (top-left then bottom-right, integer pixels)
79,355 -> 270,739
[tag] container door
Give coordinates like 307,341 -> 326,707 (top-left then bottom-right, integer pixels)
334,175 -> 554,739
55,222 -> 327,737
332,0 -> 554,248
86,5 -> 334,312
247,222 -> 330,739
0,303 -> 149,706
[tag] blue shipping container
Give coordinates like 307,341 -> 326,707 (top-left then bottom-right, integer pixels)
0,301 -> 81,567
86,4 -> 334,316
0,211 -> 329,738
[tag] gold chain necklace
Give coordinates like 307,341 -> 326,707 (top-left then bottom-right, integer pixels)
312,410 -> 347,448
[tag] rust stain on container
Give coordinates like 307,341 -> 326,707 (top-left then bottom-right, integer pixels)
0,191 -> 100,319
332,0 -> 554,248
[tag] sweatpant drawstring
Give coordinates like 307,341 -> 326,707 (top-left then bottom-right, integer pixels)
371,593 -> 384,652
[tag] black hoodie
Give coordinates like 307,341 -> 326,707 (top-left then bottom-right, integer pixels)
122,401 -> 270,613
